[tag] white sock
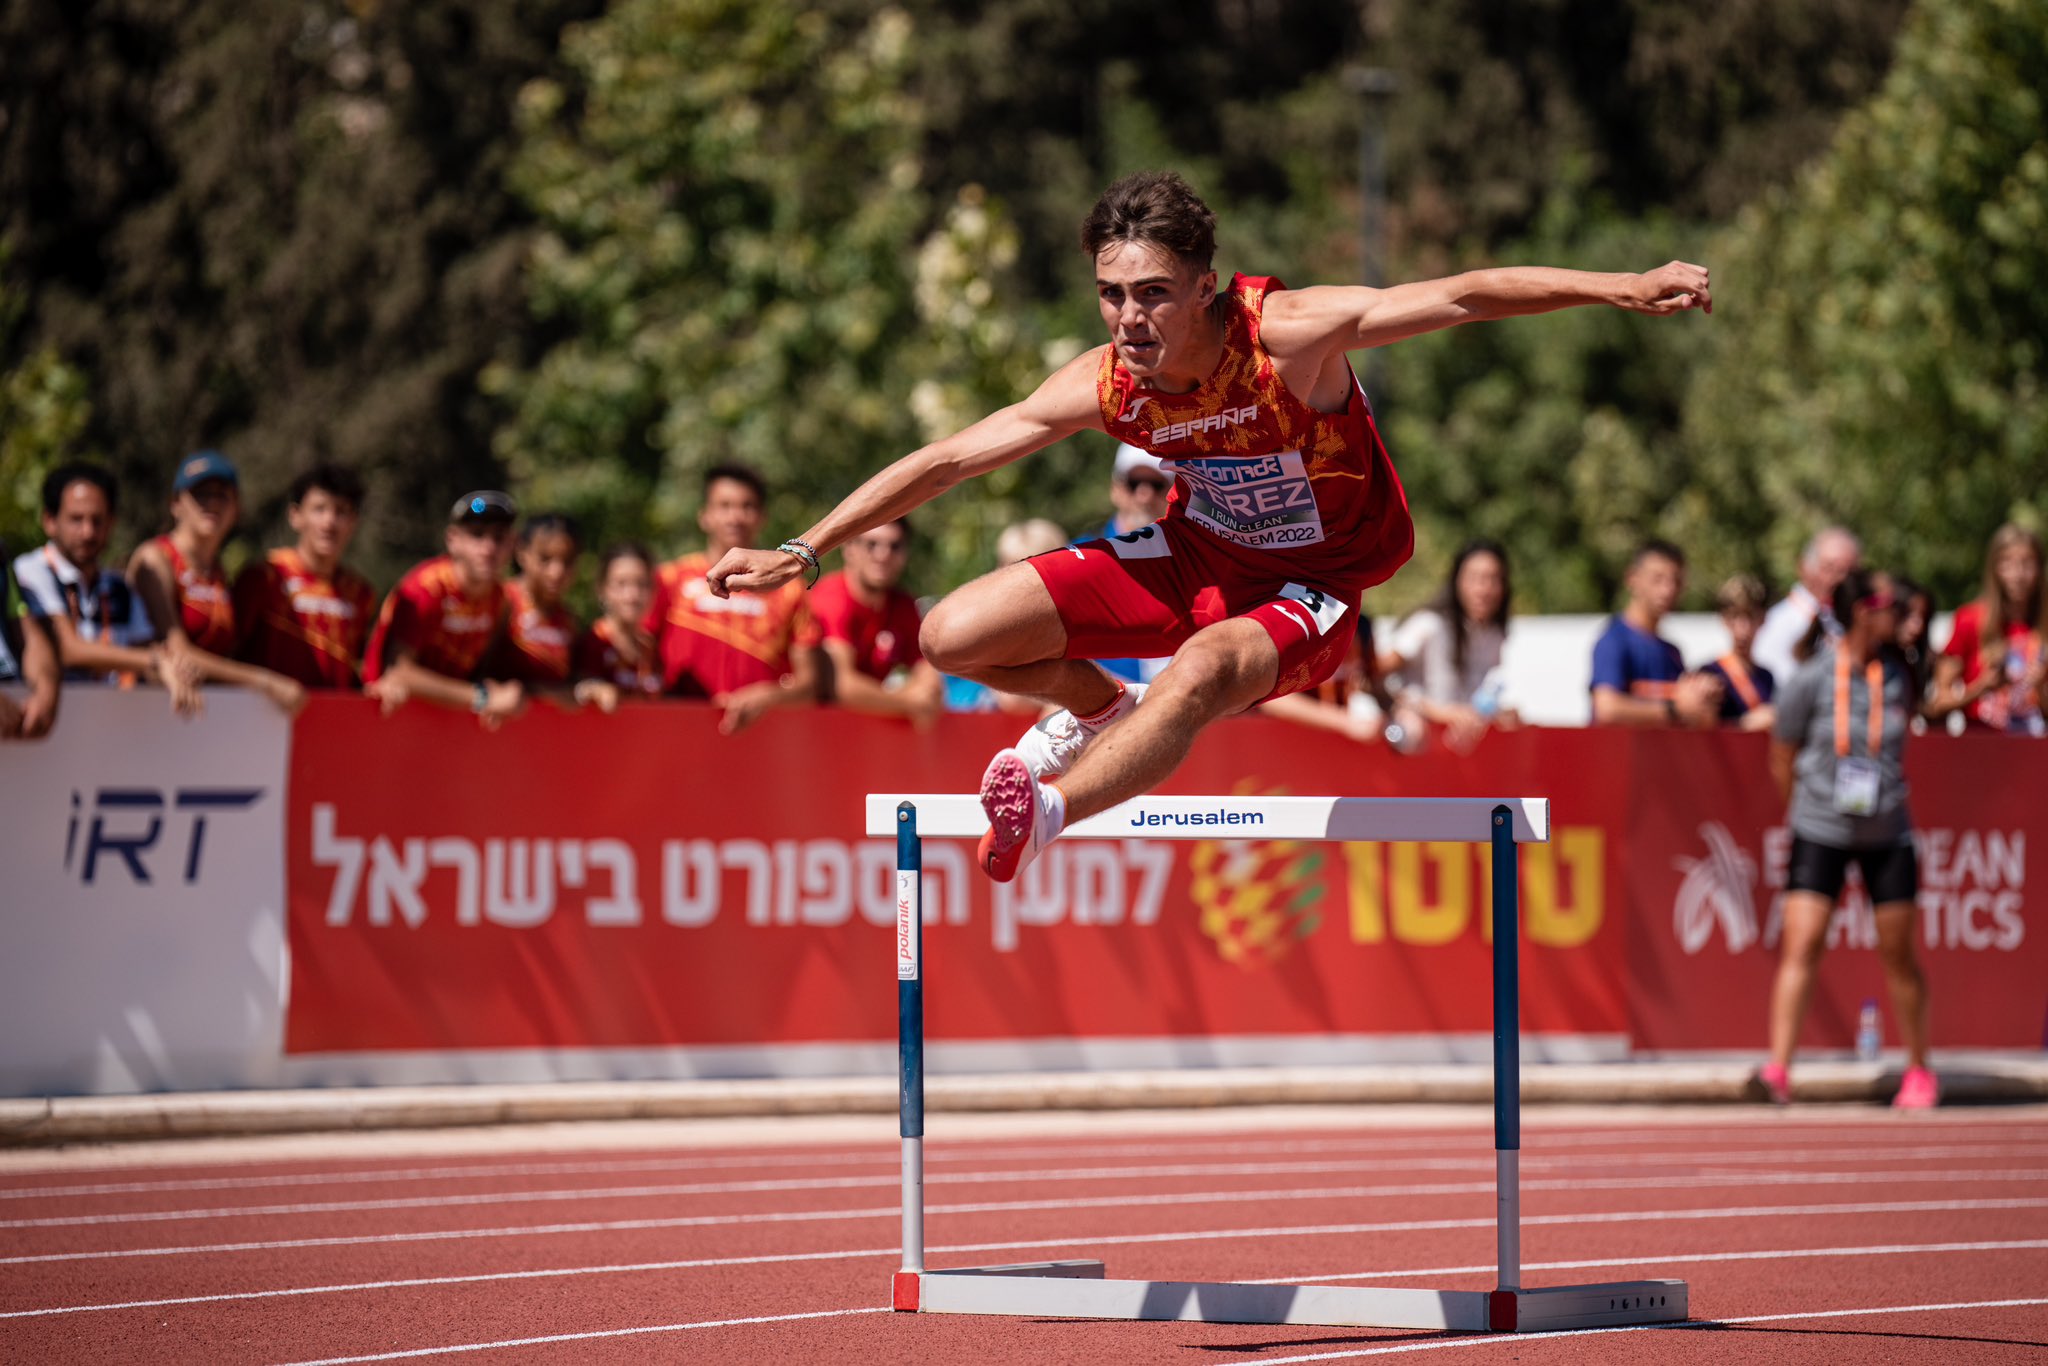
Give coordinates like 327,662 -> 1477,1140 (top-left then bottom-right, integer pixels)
1076,681 -> 1139,733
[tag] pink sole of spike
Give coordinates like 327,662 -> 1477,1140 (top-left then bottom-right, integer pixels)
979,751 -> 1036,868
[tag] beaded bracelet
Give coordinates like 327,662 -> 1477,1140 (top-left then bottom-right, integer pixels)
776,538 -> 822,586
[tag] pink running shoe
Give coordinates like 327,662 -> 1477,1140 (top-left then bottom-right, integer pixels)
1756,1061 -> 1791,1106
1893,1065 -> 1940,1110
976,749 -> 1059,883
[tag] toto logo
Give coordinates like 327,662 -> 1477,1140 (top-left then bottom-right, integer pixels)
1672,821 -> 1760,954
65,787 -> 265,885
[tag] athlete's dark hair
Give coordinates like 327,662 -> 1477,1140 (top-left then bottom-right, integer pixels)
287,463 -> 364,511
1080,171 -> 1218,274
1409,538 -> 1512,677
597,541 -> 654,579
519,511 -> 582,551
702,462 -> 768,505
41,462 -> 118,517
1628,538 -> 1686,572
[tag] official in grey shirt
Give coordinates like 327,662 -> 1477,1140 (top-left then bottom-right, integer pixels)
1759,568 -> 1936,1110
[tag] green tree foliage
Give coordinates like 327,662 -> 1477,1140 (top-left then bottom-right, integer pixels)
0,0 -> 1922,602
1375,206 -> 1716,612
0,250 -> 96,556
0,0 -> 599,583
1369,0 -> 1911,264
1684,0 -> 2048,604
496,0 -> 1086,591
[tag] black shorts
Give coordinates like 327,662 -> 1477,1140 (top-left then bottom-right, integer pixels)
1785,835 -> 1920,905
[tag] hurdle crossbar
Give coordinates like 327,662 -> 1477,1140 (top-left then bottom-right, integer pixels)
869,792 -> 1688,1335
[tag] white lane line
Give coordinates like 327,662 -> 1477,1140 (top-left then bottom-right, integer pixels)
8,1141 -> 2044,1207
3,1195 -> 2041,1268
10,1163 -> 2044,1230
269,1294 -> 2048,1365
11,1122 -> 2042,1198
15,1138 -> 2045,1207
8,1237 -> 2044,1322
1250,1238 -> 2048,1285
1240,1297 -> 2048,1362
269,1305 -> 892,1366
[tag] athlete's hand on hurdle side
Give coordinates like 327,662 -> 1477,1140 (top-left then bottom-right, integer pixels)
706,547 -> 806,598
1622,261 -> 1712,316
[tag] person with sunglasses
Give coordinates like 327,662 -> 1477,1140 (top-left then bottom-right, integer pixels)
809,516 -> 942,726
1760,567 -> 1936,1109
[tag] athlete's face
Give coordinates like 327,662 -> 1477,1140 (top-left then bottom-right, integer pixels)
599,554 -> 652,627
1454,551 -> 1506,626
1897,592 -> 1931,650
1095,241 -> 1217,387
42,480 -> 113,572
445,521 -> 514,591
1627,552 -> 1684,621
517,529 -> 578,608
846,524 -> 909,594
1994,542 -> 2040,609
288,489 -> 359,567
1109,469 -> 1171,528
698,477 -> 764,557
173,479 -> 239,544
1721,606 -> 1762,655
1807,532 -> 1859,599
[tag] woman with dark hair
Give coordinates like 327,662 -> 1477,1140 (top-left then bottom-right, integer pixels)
498,512 -> 617,710
1927,523 -> 2046,734
1891,574 -> 1936,725
573,543 -> 663,701
1760,567 -> 1935,1109
1385,539 -> 1517,748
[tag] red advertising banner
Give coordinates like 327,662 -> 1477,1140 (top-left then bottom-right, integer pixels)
284,699 -> 2045,1062
1623,730 -> 2047,1051
284,700 -> 1632,1058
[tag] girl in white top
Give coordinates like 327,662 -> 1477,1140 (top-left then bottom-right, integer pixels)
1386,538 -> 1517,749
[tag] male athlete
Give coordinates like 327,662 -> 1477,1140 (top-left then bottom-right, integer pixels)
710,171 -> 1710,881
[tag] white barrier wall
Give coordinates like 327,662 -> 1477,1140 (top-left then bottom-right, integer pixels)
0,689 -> 290,1094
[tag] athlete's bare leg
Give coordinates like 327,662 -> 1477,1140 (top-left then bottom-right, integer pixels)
1051,618 -> 1279,824
1767,892 -> 1833,1070
920,563 -> 1123,714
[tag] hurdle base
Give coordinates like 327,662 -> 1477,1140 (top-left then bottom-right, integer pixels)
893,1266 -> 1687,1334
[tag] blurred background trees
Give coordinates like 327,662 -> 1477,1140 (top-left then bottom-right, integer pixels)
4,0 -> 2038,608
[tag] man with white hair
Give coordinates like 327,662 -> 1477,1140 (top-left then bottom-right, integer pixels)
1753,526 -> 1861,683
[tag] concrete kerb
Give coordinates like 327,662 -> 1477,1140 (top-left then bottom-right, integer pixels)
2,1058 -> 2044,1147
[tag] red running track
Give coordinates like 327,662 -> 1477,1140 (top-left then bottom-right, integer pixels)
2,1105 -> 2045,1364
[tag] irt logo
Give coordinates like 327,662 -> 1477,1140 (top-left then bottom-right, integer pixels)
65,787 -> 265,884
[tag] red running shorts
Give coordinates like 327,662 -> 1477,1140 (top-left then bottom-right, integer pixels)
1026,518 -> 1358,704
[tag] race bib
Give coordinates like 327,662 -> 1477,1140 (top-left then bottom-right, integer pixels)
1165,450 -> 1327,550
1833,757 -> 1880,816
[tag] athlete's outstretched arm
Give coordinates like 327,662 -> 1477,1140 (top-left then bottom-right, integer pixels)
1263,263 -> 1711,359
707,349 -> 1103,597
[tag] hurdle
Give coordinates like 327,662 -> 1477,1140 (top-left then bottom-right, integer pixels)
867,792 -> 1689,1333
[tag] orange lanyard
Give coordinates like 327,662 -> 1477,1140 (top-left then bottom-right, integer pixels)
1833,650 -> 1884,758
1717,653 -> 1763,711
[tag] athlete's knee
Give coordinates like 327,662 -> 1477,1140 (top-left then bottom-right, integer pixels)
918,598 -> 979,675
1156,635 -> 1269,715
919,580 -> 1055,675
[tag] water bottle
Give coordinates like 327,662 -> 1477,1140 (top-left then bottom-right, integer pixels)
1856,999 -> 1883,1061
1472,670 -> 1506,720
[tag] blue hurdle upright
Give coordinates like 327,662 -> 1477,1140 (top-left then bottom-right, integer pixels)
869,792 -> 1689,1334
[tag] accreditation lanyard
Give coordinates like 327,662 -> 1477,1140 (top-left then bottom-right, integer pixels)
1717,653 -> 1763,712
45,545 -> 111,639
1833,650 -> 1884,759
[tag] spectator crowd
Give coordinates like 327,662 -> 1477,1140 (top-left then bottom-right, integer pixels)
2,452 -> 2044,753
